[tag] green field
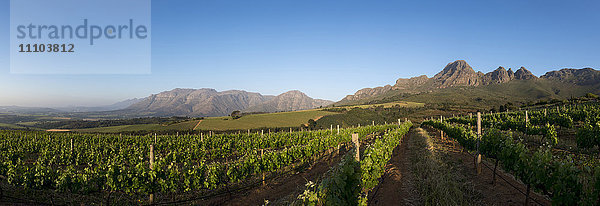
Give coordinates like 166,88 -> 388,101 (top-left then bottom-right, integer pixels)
195,110 -> 336,131
0,122 -> 28,129
73,109 -> 336,133
74,120 -> 200,133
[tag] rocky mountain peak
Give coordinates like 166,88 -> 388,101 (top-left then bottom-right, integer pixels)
434,60 -> 475,77
278,90 -> 308,97
514,67 -> 537,80
432,60 -> 480,87
482,66 -> 512,84
507,68 -> 514,78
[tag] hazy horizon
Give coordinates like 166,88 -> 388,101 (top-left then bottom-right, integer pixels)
1,0 -> 599,107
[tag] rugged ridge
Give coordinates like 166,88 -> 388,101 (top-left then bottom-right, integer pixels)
341,85 -> 393,102
244,90 -> 333,113
394,75 -> 429,90
126,88 -> 331,117
541,68 -> 600,85
339,60 -> 598,104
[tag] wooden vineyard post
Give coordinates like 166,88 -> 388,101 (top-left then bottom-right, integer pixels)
261,149 -> 265,186
525,111 -> 529,126
405,118 -> 407,122
469,113 -> 472,119
525,184 -> 531,206
492,159 -> 499,185
248,129 -> 250,135
337,125 -> 340,134
476,112 -> 482,175
372,120 -> 375,126
154,133 -> 157,144
70,138 -> 73,153
398,119 -> 401,125
210,131 -> 212,137
149,144 -> 155,204
358,124 -> 360,128
290,128 -> 292,133
352,134 -> 360,161
477,154 -> 482,175
261,130 -> 264,137
330,125 -> 333,134
544,108 -> 547,117
440,130 -> 444,141
268,129 -> 271,134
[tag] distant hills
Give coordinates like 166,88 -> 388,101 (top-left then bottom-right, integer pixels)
0,98 -> 142,114
54,98 -> 144,113
0,89 -> 332,118
124,88 -> 333,117
338,60 -> 600,108
2,59 -> 598,118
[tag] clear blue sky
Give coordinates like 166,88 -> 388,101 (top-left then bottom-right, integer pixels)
1,0 -> 599,107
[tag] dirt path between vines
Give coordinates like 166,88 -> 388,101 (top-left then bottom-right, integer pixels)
192,120 -> 203,130
369,127 -> 551,206
368,128 -> 417,205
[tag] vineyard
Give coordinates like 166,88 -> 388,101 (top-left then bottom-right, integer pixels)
3,103 -> 600,205
0,121 -> 413,205
422,103 -> 600,205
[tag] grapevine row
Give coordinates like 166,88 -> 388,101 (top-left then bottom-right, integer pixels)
297,121 -> 412,205
422,120 -> 600,205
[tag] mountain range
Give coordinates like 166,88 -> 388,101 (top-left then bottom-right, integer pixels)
124,89 -> 333,117
338,60 -> 600,106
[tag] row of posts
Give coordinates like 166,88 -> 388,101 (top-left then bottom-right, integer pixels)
440,111 -> 535,206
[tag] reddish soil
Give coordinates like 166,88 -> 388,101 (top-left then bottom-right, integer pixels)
192,120 -> 203,130
368,129 -> 417,205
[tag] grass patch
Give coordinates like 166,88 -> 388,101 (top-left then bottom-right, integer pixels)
408,128 -> 481,205
74,110 -> 336,132
195,110 -> 336,131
